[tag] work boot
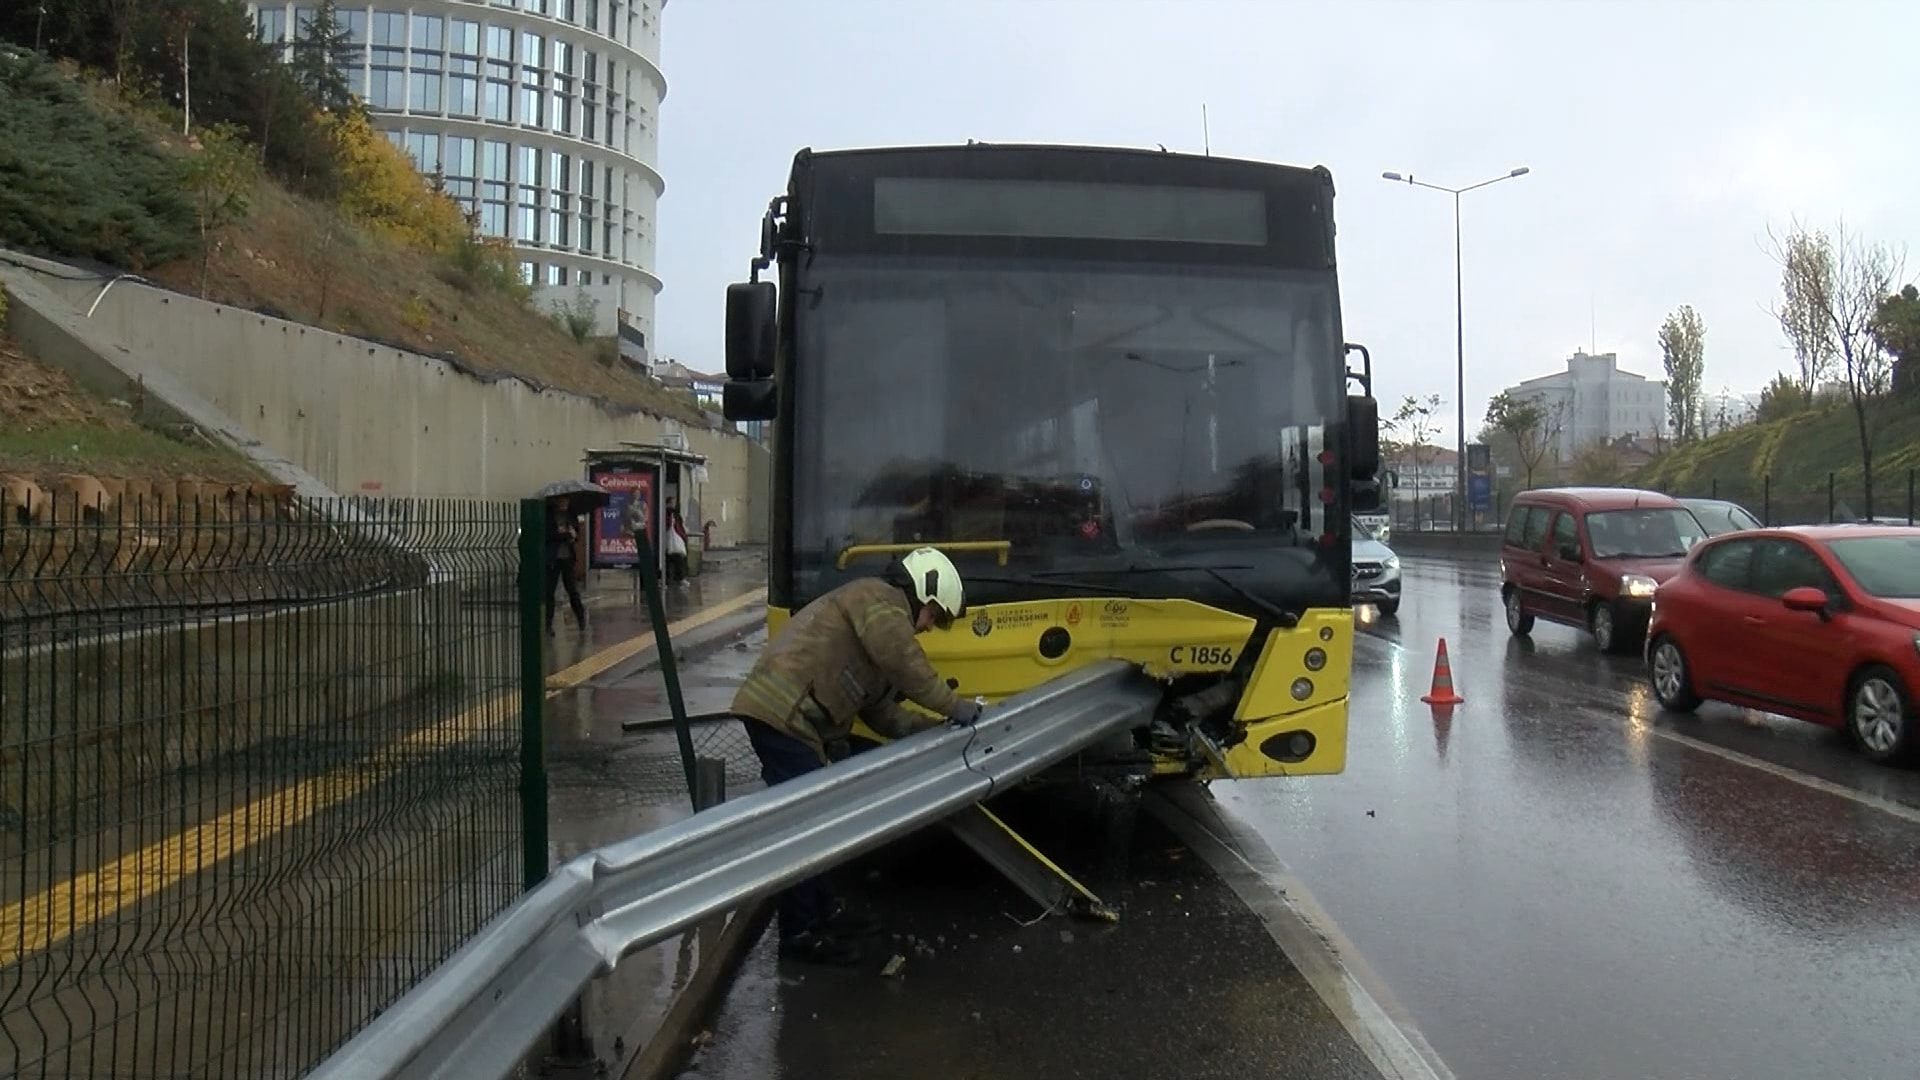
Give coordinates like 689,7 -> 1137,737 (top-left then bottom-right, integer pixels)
778,930 -> 865,968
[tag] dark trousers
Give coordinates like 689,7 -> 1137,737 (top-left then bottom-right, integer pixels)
546,558 -> 585,629
741,718 -> 834,940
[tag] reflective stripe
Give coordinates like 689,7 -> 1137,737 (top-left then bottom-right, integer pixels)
856,599 -> 903,634
736,668 -> 805,720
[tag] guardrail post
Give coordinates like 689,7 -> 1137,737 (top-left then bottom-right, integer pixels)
519,498 -> 550,890
695,756 -> 728,810
1763,474 -> 1772,525
1828,472 -> 1837,523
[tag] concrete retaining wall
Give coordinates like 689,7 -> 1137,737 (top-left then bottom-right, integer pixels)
1,586 -> 459,829
0,256 -> 763,548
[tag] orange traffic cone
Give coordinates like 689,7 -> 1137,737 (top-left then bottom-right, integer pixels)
1420,637 -> 1465,706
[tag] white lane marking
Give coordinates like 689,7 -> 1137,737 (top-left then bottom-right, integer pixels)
1145,785 -> 1455,1080
1353,634 -> 1920,826
1644,725 -> 1920,826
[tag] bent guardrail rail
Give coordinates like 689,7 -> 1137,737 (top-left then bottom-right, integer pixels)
309,658 -> 1160,1080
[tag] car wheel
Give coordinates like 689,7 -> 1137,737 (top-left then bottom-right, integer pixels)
1378,599 -> 1400,618
1647,635 -> 1701,712
1504,589 -> 1534,636
1590,602 -> 1615,652
1846,665 -> 1916,765
1582,599 -> 1628,653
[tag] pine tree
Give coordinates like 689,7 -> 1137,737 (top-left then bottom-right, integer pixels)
290,0 -> 359,112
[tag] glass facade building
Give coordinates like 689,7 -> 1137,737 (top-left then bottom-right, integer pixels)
250,0 -> 667,345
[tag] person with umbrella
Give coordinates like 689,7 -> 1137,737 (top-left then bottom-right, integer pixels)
545,496 -> 587,633
533,481 -> 608,634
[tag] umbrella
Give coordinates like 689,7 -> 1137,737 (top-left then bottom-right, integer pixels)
533,479 -> 612,515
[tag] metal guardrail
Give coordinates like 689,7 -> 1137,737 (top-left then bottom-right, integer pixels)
310,658 -> 1161,1080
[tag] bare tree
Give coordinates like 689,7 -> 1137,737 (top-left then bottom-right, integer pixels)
1769,221 -> 1839,401
1766,217 -> 1906,516
1387,393 -> 1445,524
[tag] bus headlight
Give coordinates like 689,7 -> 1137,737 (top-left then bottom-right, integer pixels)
1304,647 -> 1327,671
1291,677 -> 1314,700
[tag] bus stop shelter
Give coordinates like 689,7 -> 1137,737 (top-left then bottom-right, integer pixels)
582,442 -> 709,583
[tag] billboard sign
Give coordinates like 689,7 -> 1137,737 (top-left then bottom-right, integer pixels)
589,466 -> 655,567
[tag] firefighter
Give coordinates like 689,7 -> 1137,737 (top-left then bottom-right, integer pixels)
729,546 -> 982,966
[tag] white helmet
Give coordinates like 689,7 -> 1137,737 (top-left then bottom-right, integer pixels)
898,546 -> 966,623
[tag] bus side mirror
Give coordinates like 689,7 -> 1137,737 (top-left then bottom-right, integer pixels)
725,281 -> 776,380
1348,395 -> 1380,479
723,379 -> 778,421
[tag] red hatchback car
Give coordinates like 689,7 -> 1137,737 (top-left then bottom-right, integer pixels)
1645,525 -> 1920,764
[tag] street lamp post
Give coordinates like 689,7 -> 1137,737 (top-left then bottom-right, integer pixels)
1381,166 -> 1530,531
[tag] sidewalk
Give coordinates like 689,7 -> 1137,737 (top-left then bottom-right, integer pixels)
541,546 -> 769,678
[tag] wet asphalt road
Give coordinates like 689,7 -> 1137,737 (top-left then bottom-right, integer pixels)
678,550 -> 1920,1080
1214,552 -> 1920,1080
679,782 -> 1383,1080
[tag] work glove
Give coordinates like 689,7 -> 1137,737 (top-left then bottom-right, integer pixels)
946,698 -> 984,727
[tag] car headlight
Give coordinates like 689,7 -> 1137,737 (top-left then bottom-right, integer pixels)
1384,555 -> 1400,571
1622,574 -> 1659,599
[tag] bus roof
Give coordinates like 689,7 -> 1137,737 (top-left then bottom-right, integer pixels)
785,143 -> 1338,269
795,142 -> 1335,190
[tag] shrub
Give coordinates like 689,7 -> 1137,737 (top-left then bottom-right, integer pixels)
0,47 -> 196,269
444,231 -> 533,304
324,105 -> 468,253
549,287 -> 600,345
400,292 -> 431,332
182,121 -> 259,295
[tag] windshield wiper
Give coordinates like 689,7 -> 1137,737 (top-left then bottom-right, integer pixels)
1027,564 -> 1300,627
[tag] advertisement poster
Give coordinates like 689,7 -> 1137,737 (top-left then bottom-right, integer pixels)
589,467 -> 655,567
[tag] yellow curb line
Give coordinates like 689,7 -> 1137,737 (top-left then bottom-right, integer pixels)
547,587 -> 767,690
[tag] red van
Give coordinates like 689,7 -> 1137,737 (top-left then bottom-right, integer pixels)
1499,487 -> 1709,653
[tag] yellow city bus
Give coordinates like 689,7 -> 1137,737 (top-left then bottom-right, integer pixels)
721,143 -> 1381,784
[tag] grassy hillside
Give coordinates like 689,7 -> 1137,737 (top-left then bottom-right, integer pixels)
1636,397 -> 1920,522
0,46 -> 705,427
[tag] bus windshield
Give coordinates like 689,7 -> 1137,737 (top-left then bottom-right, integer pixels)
788,253 -> 1348,611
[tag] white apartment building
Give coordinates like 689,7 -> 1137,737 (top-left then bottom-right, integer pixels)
249,0 -> 667,346
1503,350 -> 1668,461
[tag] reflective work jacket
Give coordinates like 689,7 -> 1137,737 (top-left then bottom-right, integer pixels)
731,578 -> 959,762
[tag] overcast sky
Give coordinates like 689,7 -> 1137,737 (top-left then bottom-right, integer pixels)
651,0 -> 1919,446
